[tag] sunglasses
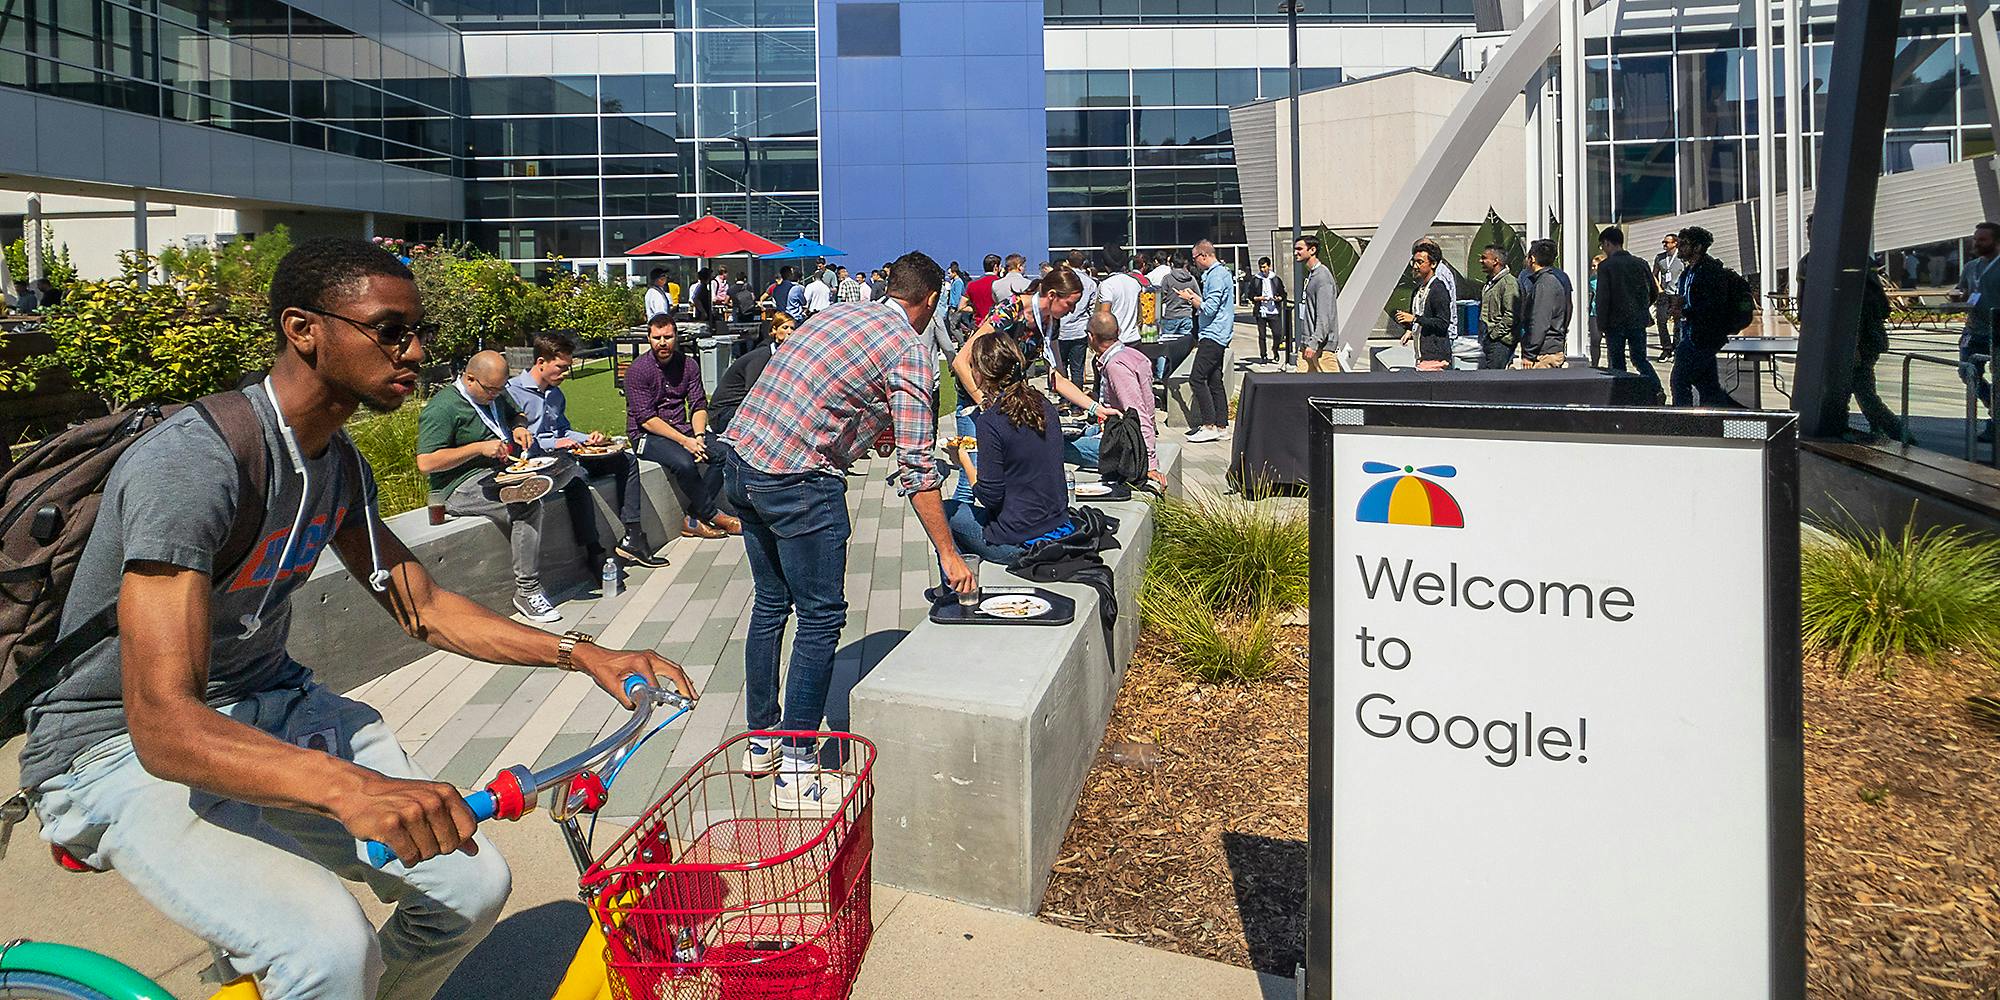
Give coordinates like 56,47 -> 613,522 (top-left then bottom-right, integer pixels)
305,306 -> 437,354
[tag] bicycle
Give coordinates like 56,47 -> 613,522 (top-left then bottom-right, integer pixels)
2,675 -> 693,1000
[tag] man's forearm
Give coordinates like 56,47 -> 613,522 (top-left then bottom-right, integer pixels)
640,416 -> 693,446
908,488 -> 960,563
416,442 -> 485,475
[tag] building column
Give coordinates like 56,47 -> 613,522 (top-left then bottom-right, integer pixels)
25,194 -> 43,282
1525,72 -> 1546,241
1783,0 -> 1806,302
362,211 -> 377,240
134,189 -> 150,287
1559,0 -> 1589,360
1755,0 -> 1779,337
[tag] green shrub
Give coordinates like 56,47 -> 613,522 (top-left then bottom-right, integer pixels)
408,244 -> 537,362
1801,520 -> 2000,675
6,252 -> 273,407
348,402 -> 427,518
1139,569 -> 1280,683
1147,486 -> 1309,616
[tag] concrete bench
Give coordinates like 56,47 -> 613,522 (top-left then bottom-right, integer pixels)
850,442 -> 1181,914
1162,346 -> 1235,428
287,460 -> 689,692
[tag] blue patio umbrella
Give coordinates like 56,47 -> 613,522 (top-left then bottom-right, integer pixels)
760,236 -> 846,260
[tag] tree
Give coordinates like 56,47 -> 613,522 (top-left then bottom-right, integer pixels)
407,244 -> 530,362
4,228 -> 78,288
158,227 -> 294,323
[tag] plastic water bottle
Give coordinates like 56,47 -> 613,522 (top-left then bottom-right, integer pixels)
1066,468 -> 1077,496
601,557 -> 621,597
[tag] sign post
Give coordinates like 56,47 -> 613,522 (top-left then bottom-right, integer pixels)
1304,400 -> 1804,999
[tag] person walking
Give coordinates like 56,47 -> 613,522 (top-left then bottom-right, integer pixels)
1395,243 -> 1456,371
1594,226 -> 1661,399
836,266 -> 867,303
1251,257 -> 1288,362
1799,239 -> 1912,442
1949,221 -> 1999,441
1054,250 -> 1101,389
1520,240 -> 1572,369
1097,258 -> 1146,345
723,253 -> 971,811
1174,240 -> 1236,441
1653,233 -> 1685,359
1476,243 -> 1518,370
802,266 -> 833,316
1670,225 -> 1747,408
1294,235 -> 1341,373
964,254 -> 1003,326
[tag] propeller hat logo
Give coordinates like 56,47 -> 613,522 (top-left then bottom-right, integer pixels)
1355,462 -> 1464,528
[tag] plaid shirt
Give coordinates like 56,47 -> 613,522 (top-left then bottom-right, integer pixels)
724,300 -> 941,496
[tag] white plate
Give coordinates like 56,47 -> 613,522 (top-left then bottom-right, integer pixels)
1074,483 -> 1116,497
505,456 -> 557,474
979,594 -> 1052,619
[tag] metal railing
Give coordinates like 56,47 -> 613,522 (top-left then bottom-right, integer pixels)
1898,352 -> 1994,467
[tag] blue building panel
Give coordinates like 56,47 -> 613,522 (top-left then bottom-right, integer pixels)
819,0 -> 1049,275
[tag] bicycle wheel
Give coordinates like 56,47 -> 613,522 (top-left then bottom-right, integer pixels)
0,944 -> 171,1000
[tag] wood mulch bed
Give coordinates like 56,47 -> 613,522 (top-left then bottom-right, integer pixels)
1040,628 -> 2000,998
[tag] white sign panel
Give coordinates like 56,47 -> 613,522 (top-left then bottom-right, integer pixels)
1316,414 -> 1798,999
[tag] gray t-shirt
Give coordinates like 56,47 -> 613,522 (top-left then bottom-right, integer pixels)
18,384 -> 364,789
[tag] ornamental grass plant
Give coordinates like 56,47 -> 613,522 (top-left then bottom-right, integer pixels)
348,403 -> 427,518
1141,486 -> 1307,682
1801,519 -> 2000,677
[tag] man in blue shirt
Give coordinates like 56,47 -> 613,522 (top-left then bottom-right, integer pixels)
507,330 -> 668,569
1173,239 -> 1238,442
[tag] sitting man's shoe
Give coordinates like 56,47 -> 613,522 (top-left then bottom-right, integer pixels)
498,474 -> 554,505
513,588 -> 562,624
682,516 -> 727,539
614,531 -> 668,568
708,511 -> 743,535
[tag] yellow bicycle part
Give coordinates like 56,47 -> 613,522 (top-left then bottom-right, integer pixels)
550,921 -> 614,1000
210,977 -> 260,999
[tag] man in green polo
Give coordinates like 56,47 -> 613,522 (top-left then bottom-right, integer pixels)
417,350 -> 571,623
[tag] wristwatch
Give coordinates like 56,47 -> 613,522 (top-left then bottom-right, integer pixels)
555,630 -> 594,671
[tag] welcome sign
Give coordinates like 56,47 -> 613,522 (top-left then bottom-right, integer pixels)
1304,401 -> 1805,1000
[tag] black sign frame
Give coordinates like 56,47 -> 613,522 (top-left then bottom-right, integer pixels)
1304,399 -> 1804,1000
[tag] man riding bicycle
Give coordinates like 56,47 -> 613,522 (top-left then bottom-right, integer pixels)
13,238 -> 698,1000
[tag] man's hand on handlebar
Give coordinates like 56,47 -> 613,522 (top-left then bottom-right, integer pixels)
573,644 -> 699,709
329,771 -> 480,865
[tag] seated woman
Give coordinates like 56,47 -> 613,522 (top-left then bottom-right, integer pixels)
943,333 -> 1072,579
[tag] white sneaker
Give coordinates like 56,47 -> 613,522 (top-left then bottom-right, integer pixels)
742,738 -> 782,777
769,766 -> 853,814
513,589 -> 562,624
1186,427 -> 1219,443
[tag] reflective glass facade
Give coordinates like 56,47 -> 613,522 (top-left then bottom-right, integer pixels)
0,0 -> 459,174
1587,13 -> 1989,223
1047,66 -> 1337,266
1045,0 -> 1473,26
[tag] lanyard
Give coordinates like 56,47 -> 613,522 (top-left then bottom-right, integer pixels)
454,378 -> 509,441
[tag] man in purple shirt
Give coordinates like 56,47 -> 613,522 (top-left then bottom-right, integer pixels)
625,314 -> 742,538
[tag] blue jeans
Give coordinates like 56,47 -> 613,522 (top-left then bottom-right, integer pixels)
1065,424 -> 1101,469
1671,339 -> 1741,408
1960,332 -> 1992,408
638,432 -> 723,522
1605,326 -> 1663,398
941,499 -> 1030,567
951,408 -> 978,502
725,455 -> 851,748
31,684 -> 510,1000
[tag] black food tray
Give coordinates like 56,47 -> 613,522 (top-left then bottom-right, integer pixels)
928,586 -> 1075,626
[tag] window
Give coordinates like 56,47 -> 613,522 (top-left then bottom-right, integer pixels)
835,3 -> 899,57
1608,54 -> 1673,141
1612,143 -> 1674,219
1888,35 -> 1957,130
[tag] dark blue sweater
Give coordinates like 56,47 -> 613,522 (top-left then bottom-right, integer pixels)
972,396 -> 1070,546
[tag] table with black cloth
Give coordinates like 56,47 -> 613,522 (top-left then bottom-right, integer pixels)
1230,368 -> 1659,489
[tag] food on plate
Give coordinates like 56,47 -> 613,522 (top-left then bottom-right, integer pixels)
979,594 -> 1050,619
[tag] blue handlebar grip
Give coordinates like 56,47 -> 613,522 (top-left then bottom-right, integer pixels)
362,790 -> 498,869
623,675 -> 653,699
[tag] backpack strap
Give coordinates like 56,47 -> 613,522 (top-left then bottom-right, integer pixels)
190,390 -> 272,582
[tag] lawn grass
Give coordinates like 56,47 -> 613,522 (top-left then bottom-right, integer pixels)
556,357 -> 629,438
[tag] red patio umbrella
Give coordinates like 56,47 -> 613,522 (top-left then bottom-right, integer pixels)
624,215 -> 786,258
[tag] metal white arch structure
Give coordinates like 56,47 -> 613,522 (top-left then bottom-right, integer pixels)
1331,0 -> 1562,370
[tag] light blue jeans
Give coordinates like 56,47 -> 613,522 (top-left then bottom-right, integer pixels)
32,683 -> 512,1000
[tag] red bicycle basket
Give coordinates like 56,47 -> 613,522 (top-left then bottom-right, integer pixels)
582,731 -> 876,1000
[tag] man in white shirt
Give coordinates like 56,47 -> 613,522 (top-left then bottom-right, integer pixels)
992,253 -> 1031,301
1098,262 -> 1144,345
644,268 -> 673,321
802,273 -> 833,315
1145,251 -> 1172,288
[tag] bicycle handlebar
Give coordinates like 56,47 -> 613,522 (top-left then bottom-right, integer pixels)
363,675 -> 690,868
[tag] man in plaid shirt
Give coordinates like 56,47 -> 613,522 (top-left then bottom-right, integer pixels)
723,251 -> 972,813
